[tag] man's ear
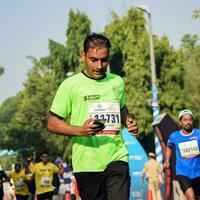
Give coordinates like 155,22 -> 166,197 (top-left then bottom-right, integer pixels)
80,53 -> 85,62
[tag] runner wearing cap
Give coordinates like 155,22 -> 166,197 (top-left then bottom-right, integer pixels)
164,109 -> 200,200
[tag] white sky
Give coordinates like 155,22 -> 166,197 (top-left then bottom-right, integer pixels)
0,0 -> 199,104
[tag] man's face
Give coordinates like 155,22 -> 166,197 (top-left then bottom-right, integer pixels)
15,165 -> 21,173
179,114 -> 193,132
83,47 -> 109,80
41,153 -> 48,164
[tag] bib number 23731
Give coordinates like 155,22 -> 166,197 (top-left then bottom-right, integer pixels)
88,102 -> 121,134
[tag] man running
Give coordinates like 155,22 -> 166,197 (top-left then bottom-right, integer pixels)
9,163 -> 30,200
47,33 -> 139,200
164,109 -> 200,200
31,151 -> 61,200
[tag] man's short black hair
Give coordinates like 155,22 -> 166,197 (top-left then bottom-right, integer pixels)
41,150 -> 48,156
83,32 -> 111,53
14,163 -> 21,168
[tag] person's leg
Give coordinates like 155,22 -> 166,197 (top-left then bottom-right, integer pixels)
0,187 -> 3,200
148,179 -> 156,200
155,189 -> 162,200
37,192 -> 53,200
75,161 -> 130,200
104,161 -> 130,200
177,175 -> 195,200
154,179 -> 162,200
45,191 -> 53,200
184,188 -> 195,200
74,172 -> 105,200
16,194 -> 28,200
28,179 -> 36,200
191,177 -> 200,200
37,193 -> 45,200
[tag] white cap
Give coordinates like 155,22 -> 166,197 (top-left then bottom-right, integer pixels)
179,109 -> 193,120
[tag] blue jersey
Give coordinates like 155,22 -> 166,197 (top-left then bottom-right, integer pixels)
167,128 -> 200,179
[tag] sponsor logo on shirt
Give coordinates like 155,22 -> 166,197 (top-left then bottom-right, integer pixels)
84,95 -> 100,101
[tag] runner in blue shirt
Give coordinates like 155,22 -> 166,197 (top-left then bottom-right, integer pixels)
164,109 -> 200,200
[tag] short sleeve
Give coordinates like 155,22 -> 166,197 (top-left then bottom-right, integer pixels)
119,77 -> 126,109
53,164 -> 59,173
50,80 -> 71,118
167,133 -> 175,148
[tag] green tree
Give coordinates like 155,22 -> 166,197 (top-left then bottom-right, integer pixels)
154,36 -> 185,119
105,8 -> 186,136
39,40 -> 69,87
105,8 -> 152,135
2,7 -> 199,160
5,59 -> 56,153
66,10 -> 91,72
0,66 -> 4,76
192,9 -> 200,19
0,9 -> 92,160
0,93 -> 22,148
180,34 -> 200,125
180,34 -> 199,51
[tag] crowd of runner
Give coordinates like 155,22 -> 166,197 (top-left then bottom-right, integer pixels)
0,151 -> 79,200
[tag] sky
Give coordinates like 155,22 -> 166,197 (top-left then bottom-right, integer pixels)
0,0 -> 199,104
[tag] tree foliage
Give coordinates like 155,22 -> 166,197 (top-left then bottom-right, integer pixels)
0,7 -> 200,161
0,66 -> 4,76
66,10 -> 91,72
192,9 -> 200,19
0,10 -> 91,161
105,8 -> 186,134
180,34 -> 200,125
154,36 -> 185,119
0,93 -> 23,148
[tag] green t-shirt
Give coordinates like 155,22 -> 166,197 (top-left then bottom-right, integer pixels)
50,72 -> 128,172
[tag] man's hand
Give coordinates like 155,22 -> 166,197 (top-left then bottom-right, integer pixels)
126,115 -> 138,136
47,114 -> 105,136
78,118 -> 104,136
163,161 -> 170,169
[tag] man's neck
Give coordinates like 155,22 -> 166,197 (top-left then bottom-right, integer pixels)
181,129 -> 193,135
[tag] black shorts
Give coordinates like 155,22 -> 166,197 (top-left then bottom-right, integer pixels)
176,175 -> 200,196
74,161 -> 130,200
36,191 -> 53,200
15,194 -> 29,200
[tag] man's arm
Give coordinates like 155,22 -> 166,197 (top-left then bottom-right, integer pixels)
53,164 -> 64,175
141,170 -> 145,183
47,114 -> 103,136
163,146 -> 172,169
120,106 -> 138,136
141,165 -> 147,183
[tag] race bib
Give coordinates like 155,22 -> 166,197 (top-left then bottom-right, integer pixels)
178,140 -> 200,158
15,178 -> 24,190
88,102 -> 121,134
41,176 -> 51,186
